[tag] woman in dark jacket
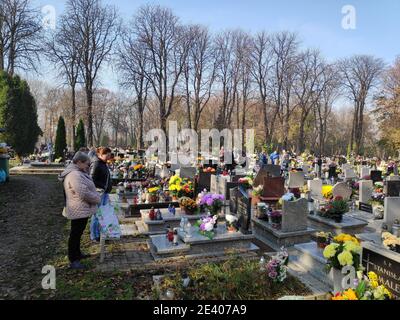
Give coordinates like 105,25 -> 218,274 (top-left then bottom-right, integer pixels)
90,147 -> 113,193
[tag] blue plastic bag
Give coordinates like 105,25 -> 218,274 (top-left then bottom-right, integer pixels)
0,169 -> 5,183
90,193 -> 109,241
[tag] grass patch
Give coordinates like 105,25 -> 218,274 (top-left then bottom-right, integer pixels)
156,256 -> 312,300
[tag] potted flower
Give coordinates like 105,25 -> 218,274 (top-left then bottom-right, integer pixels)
382,232 -> 400,253
179,197 -> 199,215
264,248 -> 289,283
316,232 -> 332,249
177,180 -> 194,199
238,176 -> 253,189
322,185 -> 333,200
147,186 -> 160,203
198,193 -> 225,216
323,234 -> 362,294
194,215 -> 218,239
332,271 -> 393,300
168,175 -> 182,200
269,211 -> 282,230
318,196 -> 349,223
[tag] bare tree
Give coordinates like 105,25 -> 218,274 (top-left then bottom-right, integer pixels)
268,32 -> 299,149
292,49 -> 328,153
66,0 -> 121,147
182,25 -> 216,131
92,88 -> 114,146
117,22 -> 150,149
0,0 -> 43,75
133,4 -> 189,135
251,31 -> 274,145
338,55 -> 384,154
45,14 -> 82,150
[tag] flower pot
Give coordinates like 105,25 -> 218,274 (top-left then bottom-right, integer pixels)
332,214 -> 343,223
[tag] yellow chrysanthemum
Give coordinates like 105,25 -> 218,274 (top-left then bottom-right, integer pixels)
370,280 -> 379,289
323,243 -> 339,259
337,250 -> 354,266
332,295 -> 346,300
368,272 -> 378,282
322,185 -> 333,199
344,241 -> 362,254
343,289 -> 358,300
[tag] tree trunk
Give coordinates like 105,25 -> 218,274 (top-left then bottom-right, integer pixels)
71,86 -> 76,151
86,84 -> 93,147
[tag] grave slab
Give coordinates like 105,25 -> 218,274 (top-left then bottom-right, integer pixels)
308,214 -> 368,235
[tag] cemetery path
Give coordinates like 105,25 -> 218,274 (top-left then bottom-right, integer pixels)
0,175 -> 66,299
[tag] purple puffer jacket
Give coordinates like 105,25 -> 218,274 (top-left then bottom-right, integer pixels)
59,164 -> 101,220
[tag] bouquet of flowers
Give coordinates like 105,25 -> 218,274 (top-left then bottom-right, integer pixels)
148,186 -> 160,195
265,248 -> 289,283
177,179 -> 194,199
369,192 -> 385,207
198,193 -> 225,215
322,185 -> 333,200
332,272 -> 392,300
194,215 -> 218,239
323,234 -> 362,272
318,196 -> 349,223
203,167 -> 216,173
382,232 -> 400,252
179,197 -> 199,215
168,175 -> 183,197
238,176 -> 254,189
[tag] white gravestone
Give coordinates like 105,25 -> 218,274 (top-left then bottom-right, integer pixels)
344,168 -> 357,180
281,198 -> 309,233
332,182 -> 352,201
308,179 -> 323,200
383,197 -> 400,229
288,171 -> 305,189
360,166 -> 371,179
359,180 -> 373,204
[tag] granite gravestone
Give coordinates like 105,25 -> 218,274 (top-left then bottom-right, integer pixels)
371,170 -> 383,184
332,182 -> 352,201
360,166 -> 371,179
281,198 -> 309,233
236,187 -> 252,234
260,176 -> 285,202
387,180 -> 400,197
264,164 -> 282,178
387,176 -> 400,181
307,179 -> 323,199
253,167 -> 270,187
229,187 -> 238,214
362,242 -> 400,300
359,180 -> 373,204
288,171 -> 305,189
179,167 -> 197,180
344,168 -> 357,180
383,197 -> 400,229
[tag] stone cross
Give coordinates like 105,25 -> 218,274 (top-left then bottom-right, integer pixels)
332,182 -> 352,201
359,180 -> 373,204
383,197 -> 400,229
281,198 -> 309,233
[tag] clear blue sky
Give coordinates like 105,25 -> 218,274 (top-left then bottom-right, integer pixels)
34,0 -> 400,90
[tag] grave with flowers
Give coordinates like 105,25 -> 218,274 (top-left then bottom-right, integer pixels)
148,192 -> 259,260
252,192 -> 315,251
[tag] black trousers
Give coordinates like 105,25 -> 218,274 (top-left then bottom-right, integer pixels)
68,217 -> 89,263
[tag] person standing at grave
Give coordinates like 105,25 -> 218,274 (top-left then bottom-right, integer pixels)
59,151 -> 101,270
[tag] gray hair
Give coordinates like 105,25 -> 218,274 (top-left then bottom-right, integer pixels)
72,151 -> 90,164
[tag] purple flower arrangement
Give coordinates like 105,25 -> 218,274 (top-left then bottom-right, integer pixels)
265,248 -> 289,283
199,193 -> 225,214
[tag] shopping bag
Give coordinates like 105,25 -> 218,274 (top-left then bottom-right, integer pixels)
96,194 -> 121,239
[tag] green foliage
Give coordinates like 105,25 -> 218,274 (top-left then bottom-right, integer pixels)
157,256 -> 311,300
0,71 -> 42,157
54,116 -> 67,160
75,119 -> 86,150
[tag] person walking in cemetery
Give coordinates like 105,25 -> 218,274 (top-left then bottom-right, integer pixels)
59,152 -> 101,270
89,147 -> 113,241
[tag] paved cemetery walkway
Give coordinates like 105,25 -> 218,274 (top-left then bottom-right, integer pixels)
0,175 -> 66,299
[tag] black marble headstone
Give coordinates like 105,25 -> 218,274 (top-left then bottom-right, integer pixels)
387,180 -> 400,197
236,186 -> 252,234
370,170 -> 383,183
